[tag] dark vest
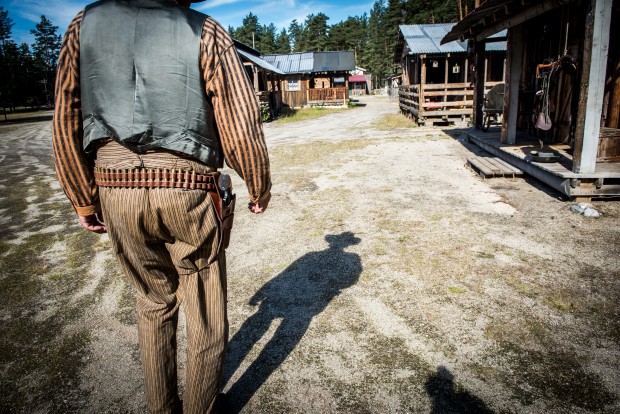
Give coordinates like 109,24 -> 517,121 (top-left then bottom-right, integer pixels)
80,0 -> 223,167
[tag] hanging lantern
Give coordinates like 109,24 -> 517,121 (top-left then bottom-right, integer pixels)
452,64 -> 460,74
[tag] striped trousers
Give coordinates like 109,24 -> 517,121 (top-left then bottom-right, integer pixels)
97,142 -> 228,414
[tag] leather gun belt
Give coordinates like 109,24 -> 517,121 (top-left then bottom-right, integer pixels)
94,166 -> 217,190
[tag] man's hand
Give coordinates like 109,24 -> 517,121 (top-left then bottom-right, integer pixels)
248,202 -> 265,214
79,213 -> 107,233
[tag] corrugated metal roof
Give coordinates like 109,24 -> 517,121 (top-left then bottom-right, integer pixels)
261,53 -> 314,74
261,51 -> 355,74
400,23 -> 506,55
236,49 -> 284,74
313,51 -> 355,72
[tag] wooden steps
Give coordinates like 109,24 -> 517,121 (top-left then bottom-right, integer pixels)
467,155 -> 524,178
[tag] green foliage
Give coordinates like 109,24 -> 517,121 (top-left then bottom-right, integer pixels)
275,28 -> 291,53
303,13 -> 330,52
30,15 -> 61,107
260,103 -> 271,122
0,8 -> 48,111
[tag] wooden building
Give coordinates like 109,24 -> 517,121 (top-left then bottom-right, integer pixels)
349,66 -> 371,96
443,0 -> 620,199
395,23 -> 507,125
261,51 -> 355,108
234,41 -> 285,120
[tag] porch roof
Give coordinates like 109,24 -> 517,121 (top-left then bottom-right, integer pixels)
441,0 -> 579,44
398,23 -> 506,58
237,49 -> 285,75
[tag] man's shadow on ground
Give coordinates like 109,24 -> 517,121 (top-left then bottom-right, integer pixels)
223,232 -> 362,413
425,366 -> 494,414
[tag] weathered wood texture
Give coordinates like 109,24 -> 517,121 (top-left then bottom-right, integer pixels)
574,0 -> 613,174
308,87 -> 348,106
501,24 -> 524,145
598,128 -> 620,162
399,82 -> 502,124
467,155 -> 524,178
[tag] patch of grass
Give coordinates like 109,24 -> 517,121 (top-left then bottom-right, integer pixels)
505,277 -> 540,298
397,234 -> 410,243
270,138 -> 376,169
370,113 -> 416,130
373,242 -> 388,256
499,342 -> 616,410
114,278 -> 137,326
0,222 -> 118,413
448,286 -> 467,294
476,251 -> 496,259
543,292 -> 576,312
274,105 -> 353,124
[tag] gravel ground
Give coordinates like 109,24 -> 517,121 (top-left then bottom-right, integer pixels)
0,95 -> 619,413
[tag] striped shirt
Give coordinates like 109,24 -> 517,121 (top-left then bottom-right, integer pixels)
52,9 -> 271,216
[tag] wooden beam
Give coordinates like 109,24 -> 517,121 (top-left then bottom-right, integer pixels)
608,56 -> 620,128
501,24 -> 524,144
574,0 -> 612,173
420,58 -> 427,110
464,57 -> 469,83
475,0 -> 575,42
473,41 -> 486,128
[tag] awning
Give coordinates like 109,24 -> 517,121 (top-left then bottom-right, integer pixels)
237,49 -> 285,75
349,75 -> 367,82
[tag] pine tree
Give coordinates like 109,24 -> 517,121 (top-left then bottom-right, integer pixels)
288,19 -> 304,52
258,23 -> 277,54
30,15 -> 61,106
303,13 -> 330,52
0,7 -> 16,113
275,29 -> 291,54
366,1 -> 389,84
235,13 -> 260,48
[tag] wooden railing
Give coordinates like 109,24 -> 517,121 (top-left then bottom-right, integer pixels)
308,87 -> 347,105
399,82 -> 502,122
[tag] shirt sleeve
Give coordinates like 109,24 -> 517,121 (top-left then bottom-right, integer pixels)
200,18 -> 272,206
52,10 -> 101,216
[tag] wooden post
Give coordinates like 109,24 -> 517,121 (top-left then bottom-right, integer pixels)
444,56 -> 449,104
464,57 -> 469,83
421,56 -> 427,118
608,57 -> 620,128
574,0 -> 612,173
253,66 -> 259,91
484,56 -> 489,85
502,24 -> 524,144
473,41 -> 486,128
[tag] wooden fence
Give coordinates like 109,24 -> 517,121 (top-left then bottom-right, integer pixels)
399,82 -> 502,125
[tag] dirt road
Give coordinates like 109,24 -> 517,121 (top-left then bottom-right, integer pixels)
1,96 -> 619,413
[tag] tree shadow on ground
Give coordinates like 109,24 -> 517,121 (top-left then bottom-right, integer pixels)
223,232 -> 362,413
425,366 -> 494,414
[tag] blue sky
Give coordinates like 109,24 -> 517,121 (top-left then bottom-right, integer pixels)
2,0 -> 375,46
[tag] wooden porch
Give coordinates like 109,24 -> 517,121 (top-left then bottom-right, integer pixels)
400,82 -> 501,125
307,87 -> 348,106
467,129 -> 620,199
